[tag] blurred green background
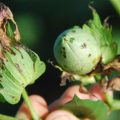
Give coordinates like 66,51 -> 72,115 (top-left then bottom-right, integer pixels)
0,0 -> 120,118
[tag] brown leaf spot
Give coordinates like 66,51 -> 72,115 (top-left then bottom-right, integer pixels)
15,63 -> 22,73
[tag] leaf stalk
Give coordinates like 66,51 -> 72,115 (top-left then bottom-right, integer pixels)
22,89 -> 42,120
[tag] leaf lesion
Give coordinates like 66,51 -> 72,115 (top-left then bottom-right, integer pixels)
0,2 -> 20,60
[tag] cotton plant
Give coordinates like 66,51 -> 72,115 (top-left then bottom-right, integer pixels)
54,8 -> 118,85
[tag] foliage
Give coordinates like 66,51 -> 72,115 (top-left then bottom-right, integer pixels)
62,95 -> 108,120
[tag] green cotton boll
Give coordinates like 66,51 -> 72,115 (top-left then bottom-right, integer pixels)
0,45 -> 46,104
54,26 -> 101,75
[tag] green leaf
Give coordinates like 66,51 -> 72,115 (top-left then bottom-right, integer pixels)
107,110 -> 120,120
0,45 -> 46,104
0,114 -> 18,120
61,95 -> 108,120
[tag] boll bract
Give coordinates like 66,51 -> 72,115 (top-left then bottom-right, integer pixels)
82,10 -> 117,64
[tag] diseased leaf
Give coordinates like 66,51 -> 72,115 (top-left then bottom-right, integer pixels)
61,95 -> 108,120
0,45 -> 46,104
0,2 -> 46,105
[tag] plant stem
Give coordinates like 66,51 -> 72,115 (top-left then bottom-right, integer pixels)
110,0 -> 120,15
22,89 -> 42,120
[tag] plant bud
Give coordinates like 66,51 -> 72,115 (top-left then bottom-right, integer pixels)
54,26 -> 101,75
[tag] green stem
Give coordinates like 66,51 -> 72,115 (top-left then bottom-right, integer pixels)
110,0 -> 120,15
22,89 -> 42,120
